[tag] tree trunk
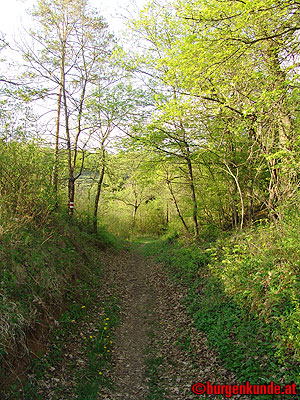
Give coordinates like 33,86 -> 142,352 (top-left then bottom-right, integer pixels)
52,85 -> 62,205
68,176 -> 75,216
93,163 -> 105,233
166,178 -> 190,234
62,72 -> 75,216
247,184 -> 254,224
223,159 -> 244,229
231,200 -> 239,228
166,201 -> 169,225
132,203 -> 138,230
185,156 -> 199,237
264,41 -> 293,214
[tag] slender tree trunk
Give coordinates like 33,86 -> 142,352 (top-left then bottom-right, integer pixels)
177,120 -> 199,236
132,203 -> 138,230
225,163 -> 244,229
93,156 -> 105,233
247,184 -> 254,224
58,30 -> 75,217
264,41 -> 293,214
52,31 -> 66,209
52,85 -> 62,205
61,60 -> 77,217
73,78 -> 88,169
87,186 -> 91,225
166,178 -> 190,234
185,156 -> 199,237
268,158 -> 280,215
63,84 -> 74,216
166,201 -> 169,225
231,200 -> 239,228
68,177 -> 75,216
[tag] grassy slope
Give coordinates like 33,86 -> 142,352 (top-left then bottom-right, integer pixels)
138,222 -> 300,389
0,213 -> 122,395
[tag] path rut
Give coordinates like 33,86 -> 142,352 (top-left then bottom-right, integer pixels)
105,250 -> 153,399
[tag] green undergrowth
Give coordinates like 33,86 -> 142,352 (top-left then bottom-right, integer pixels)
0,211 -> 123,396
137,221 -> 300,393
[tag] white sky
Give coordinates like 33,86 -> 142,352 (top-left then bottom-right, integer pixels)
0,0 -> 149,147
0,0 -> 147,39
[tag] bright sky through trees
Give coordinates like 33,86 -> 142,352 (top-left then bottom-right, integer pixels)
0,0 -> 147,38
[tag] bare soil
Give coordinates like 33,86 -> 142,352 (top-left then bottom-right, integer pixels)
98,247 -> 245,400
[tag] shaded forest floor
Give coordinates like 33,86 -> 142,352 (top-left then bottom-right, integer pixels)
2,243 -> 257,400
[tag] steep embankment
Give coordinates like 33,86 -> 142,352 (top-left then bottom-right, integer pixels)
0,216 -> 119,397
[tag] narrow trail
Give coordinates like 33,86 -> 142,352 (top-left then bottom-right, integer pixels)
103,250 -> 153,399
99,247 -> 245,400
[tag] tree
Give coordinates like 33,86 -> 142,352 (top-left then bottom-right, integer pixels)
162,161 -> 190,234
86,80 -> 149,232
164,0 -> 300,214
130,0 -> 300,228
24,0 -> 115,214
105,151 -> 158,235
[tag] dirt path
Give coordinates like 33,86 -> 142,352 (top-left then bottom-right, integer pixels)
99,247 -> 244,400
3,245 -> 251,400
102,250 -> 154,399
2,244 -> 252,400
